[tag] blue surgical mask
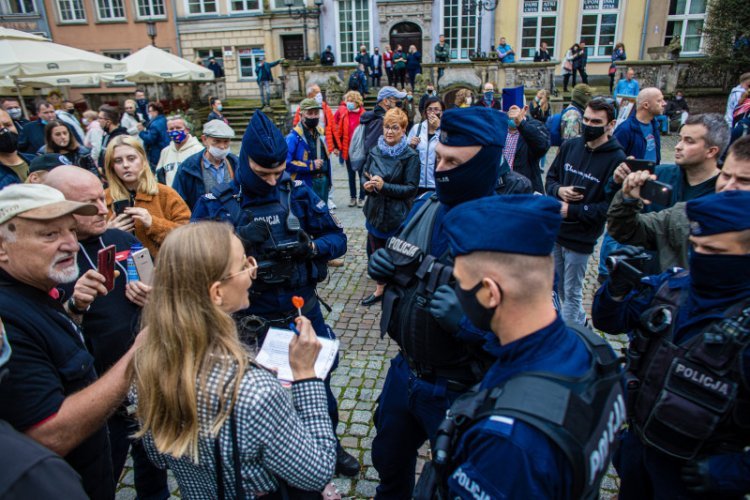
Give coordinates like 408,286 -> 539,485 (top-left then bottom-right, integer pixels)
346,102 -> 357,111
40,119 -> 48,125
216,104 -> 223,112
507,118 -> 517,130
484,91 -> 494,102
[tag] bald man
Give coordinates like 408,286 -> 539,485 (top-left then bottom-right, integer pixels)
43,167 -> 169,499
614,87 -> 666,165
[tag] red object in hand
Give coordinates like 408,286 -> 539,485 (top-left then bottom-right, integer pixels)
292,296 -> 305,316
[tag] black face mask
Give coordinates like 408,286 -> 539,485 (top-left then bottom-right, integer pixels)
136,98 -> 147,107
303,117 -> 319,129
0,128 -> 19,153
582,123 -> 606,143
454,281 -> 496,332
689,252 -> 750,300
435,145 -> 501,207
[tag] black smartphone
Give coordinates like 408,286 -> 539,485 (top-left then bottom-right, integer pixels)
624,158 -> 656,174
97,245 -> 116,291
572,185 -> 587,194
640,180 -> 672,206
113,199 -> 131,216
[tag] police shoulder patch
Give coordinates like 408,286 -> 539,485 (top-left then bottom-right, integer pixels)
204,193 -> 217,200
485,415 -> 515,437
330,211 -> 343,228
316,199 -> 327,210
293,180 -> 304,188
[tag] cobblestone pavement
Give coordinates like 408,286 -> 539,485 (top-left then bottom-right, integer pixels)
116,135 -> 680,499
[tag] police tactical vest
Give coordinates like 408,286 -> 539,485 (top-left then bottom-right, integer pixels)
415,324 -> 625,500
379,196 -> 491,381
627,277 -> 750,460
211,180 -> 326,292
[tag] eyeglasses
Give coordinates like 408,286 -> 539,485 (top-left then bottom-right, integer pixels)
384,125 -> 402,133
220,255 -> 258,281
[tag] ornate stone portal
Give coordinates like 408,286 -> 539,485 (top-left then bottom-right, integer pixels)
376,0 -> 435,62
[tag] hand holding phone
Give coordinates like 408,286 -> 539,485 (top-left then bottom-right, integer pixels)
640,180 -> 673,206
97,245 -> 116,291
113,199 -> 131,216
132,248 -> 154,286
624,158 -> 656,174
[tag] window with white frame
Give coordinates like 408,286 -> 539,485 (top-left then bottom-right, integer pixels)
102,50 -> 131,59
136,0 -> 165,18
230,0 -> 259,12
338,0 -> 370,64
186,0 -> 216,15
196,48 -> 223,67
443,0 -> 477,61
520,0 -> 558,60
273,0 -> 302,7
57,0 -> 85,21
1,0 -> 36,15
238,47 -> 264,79
97,0 -> 125,20
664,0 -> 706,54
580,0 -> 620,58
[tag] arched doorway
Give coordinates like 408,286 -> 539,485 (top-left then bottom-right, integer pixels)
389,22 -> 422,53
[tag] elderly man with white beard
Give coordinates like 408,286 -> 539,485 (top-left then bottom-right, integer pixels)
0,183 -> 146,500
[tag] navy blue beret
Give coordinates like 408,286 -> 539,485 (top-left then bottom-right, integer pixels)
240,111 -> 287,169
439,106 -> 508,148
444,195 -> 562,257
687,190 -> 750,236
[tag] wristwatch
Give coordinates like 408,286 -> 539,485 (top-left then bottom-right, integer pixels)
67,296 -> 90,315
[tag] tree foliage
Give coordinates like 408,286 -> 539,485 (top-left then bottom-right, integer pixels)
703,0 -> 750,59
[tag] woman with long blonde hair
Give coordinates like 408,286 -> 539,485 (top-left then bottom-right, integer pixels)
104,135 -> 190,256
132,222 -> 336,497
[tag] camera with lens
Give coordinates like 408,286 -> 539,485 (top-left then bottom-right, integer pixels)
606,251 -> 652,291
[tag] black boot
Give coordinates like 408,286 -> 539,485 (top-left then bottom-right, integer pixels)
336,444 -> 360,477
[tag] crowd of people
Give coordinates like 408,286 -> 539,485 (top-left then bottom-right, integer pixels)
0,68 -> 750,500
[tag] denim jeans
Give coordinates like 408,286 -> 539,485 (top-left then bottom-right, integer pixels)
345,159 -> 364,200
259,80 -> 271,106
553,243 -> 591,325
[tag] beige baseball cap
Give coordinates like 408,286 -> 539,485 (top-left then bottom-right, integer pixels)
0,184 -> 97,225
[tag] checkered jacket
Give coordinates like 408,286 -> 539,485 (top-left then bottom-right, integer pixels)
135,362 -> 336,498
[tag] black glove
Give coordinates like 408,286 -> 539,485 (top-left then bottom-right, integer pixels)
237,220 -> 271,248
429,284 -> 463,333
681,459 -> 712,494
606,245 -> 645,297
368,248 -> 396,281
291,230 -> 315,259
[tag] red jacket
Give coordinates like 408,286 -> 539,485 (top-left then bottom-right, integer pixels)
293,101 -> 339,153
333,103 -> 365,161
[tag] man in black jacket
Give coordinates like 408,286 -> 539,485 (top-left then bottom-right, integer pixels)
502,105 -> 550,193
45,167 -> 169,500
533,41 -> 552,62
97,105 -> 129,167
18,101 -> 56,154
474,82 -> 502,110
359,86 -> 406,154
545,98 -> 624,326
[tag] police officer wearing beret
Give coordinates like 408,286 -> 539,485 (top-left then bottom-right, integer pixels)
191,111 -> 360,476
414,194 -> 623,499
593,190 -> 750,498
369,106 -> 519,498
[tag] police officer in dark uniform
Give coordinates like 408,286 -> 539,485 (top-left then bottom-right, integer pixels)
366,106 -> 512,498
191,111 -> 360,476
593,190 -> 750,498
416,194 -> 624,499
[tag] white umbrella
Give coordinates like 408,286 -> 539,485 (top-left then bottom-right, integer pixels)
0,27 -> 126,116
101,45 -> 214,85
0,27 -> 125,77
2,73 -> 102,88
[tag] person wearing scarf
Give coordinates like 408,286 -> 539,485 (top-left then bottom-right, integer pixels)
360,107 -> 420,306
593,189 -> 750,499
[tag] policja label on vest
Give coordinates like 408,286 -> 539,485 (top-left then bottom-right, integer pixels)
387,237 -> 420,258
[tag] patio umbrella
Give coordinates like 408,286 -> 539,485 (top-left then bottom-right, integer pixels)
100,45 -> 214,99
0,27 -> 126,115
